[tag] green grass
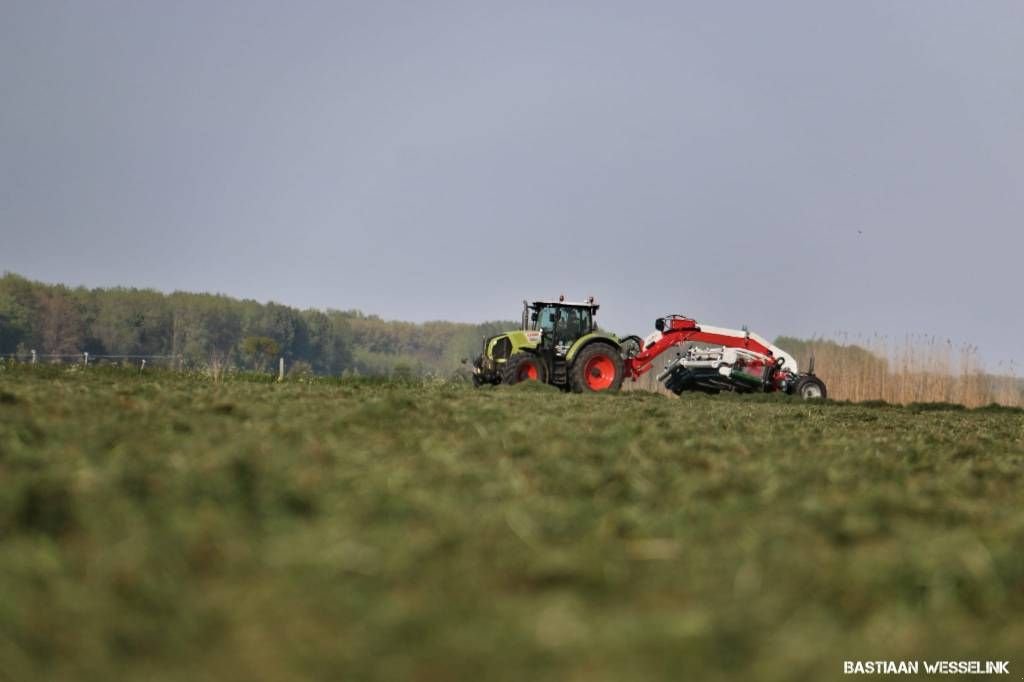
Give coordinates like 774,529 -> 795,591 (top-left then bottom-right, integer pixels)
1,366 -> 1022,681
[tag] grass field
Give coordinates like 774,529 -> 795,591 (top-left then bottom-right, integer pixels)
1,366 -> 1023,681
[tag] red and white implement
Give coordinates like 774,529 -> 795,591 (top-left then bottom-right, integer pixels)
624,315 -> 826,399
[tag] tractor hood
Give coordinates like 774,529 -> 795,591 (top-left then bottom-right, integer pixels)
485,329 -> 542,359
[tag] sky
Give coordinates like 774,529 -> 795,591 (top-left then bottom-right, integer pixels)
1,1 -> 1022,367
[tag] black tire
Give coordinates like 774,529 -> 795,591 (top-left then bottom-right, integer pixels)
502,353 -> 548,385
792,375 -> 827,400
571,343 -> 624,393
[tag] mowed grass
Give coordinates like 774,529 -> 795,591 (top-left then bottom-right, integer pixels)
1,367 -> 1023,682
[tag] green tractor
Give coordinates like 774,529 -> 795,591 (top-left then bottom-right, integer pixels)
471,297 -> 637,393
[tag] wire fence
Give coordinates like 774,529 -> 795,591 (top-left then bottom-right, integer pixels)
0,351 -> 181,370
1,351 -> 287,379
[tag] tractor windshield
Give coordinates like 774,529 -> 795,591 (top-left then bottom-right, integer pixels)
534,306 -> 558,333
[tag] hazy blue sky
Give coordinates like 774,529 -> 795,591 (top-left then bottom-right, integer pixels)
2,1 -> 1021,366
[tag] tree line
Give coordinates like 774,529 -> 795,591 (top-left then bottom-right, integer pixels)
0,273 -> 513,376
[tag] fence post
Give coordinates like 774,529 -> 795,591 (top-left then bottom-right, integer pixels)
31,349 -> 37,365
278,357 -> 285,382
83,352 -> 89,367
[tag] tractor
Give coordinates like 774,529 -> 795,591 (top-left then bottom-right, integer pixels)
472,297 -> 628,393
471,297 -> 827,398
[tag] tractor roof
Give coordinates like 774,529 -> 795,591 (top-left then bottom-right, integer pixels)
530,299 -> 599,311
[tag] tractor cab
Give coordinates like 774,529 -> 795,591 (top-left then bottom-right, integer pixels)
522,297 -> 599,354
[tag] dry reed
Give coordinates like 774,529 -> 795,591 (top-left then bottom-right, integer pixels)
783,333 -> 1021,407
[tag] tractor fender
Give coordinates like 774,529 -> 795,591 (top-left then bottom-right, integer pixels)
565,332 -> 621,363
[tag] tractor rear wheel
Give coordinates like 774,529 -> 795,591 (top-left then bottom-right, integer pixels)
792,375 -> 827,400
571,343 -> 624,393
502,353 -> 548,385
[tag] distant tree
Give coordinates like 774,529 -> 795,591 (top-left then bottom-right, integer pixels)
0,272 -> 512,376
168,293 -> 241,367
91,288 -> 172,356
391,363 -> 414,380
0,310 -> 14,353
37,289 -> 84,354
0,273 -> 40,353
241,336 -> 281,372
306,310 -> 353,374
287,360 -> 314,379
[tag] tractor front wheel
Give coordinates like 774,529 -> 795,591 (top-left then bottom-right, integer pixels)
571,343 -> 624,393
502,353 -> 548,385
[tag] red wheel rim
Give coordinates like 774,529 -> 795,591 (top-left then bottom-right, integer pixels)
518,362 -> 539,381
583,355 -> 615,390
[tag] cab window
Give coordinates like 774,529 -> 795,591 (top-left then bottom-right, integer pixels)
535,306 -> 557,332
557,308 -> 591,338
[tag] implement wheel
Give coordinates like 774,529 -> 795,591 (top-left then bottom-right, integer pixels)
571,343 -> 624,393
792,375 -> 827,400
502,353 -> 548,385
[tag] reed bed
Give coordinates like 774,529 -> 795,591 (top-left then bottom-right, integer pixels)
779,334 -> 1021,407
